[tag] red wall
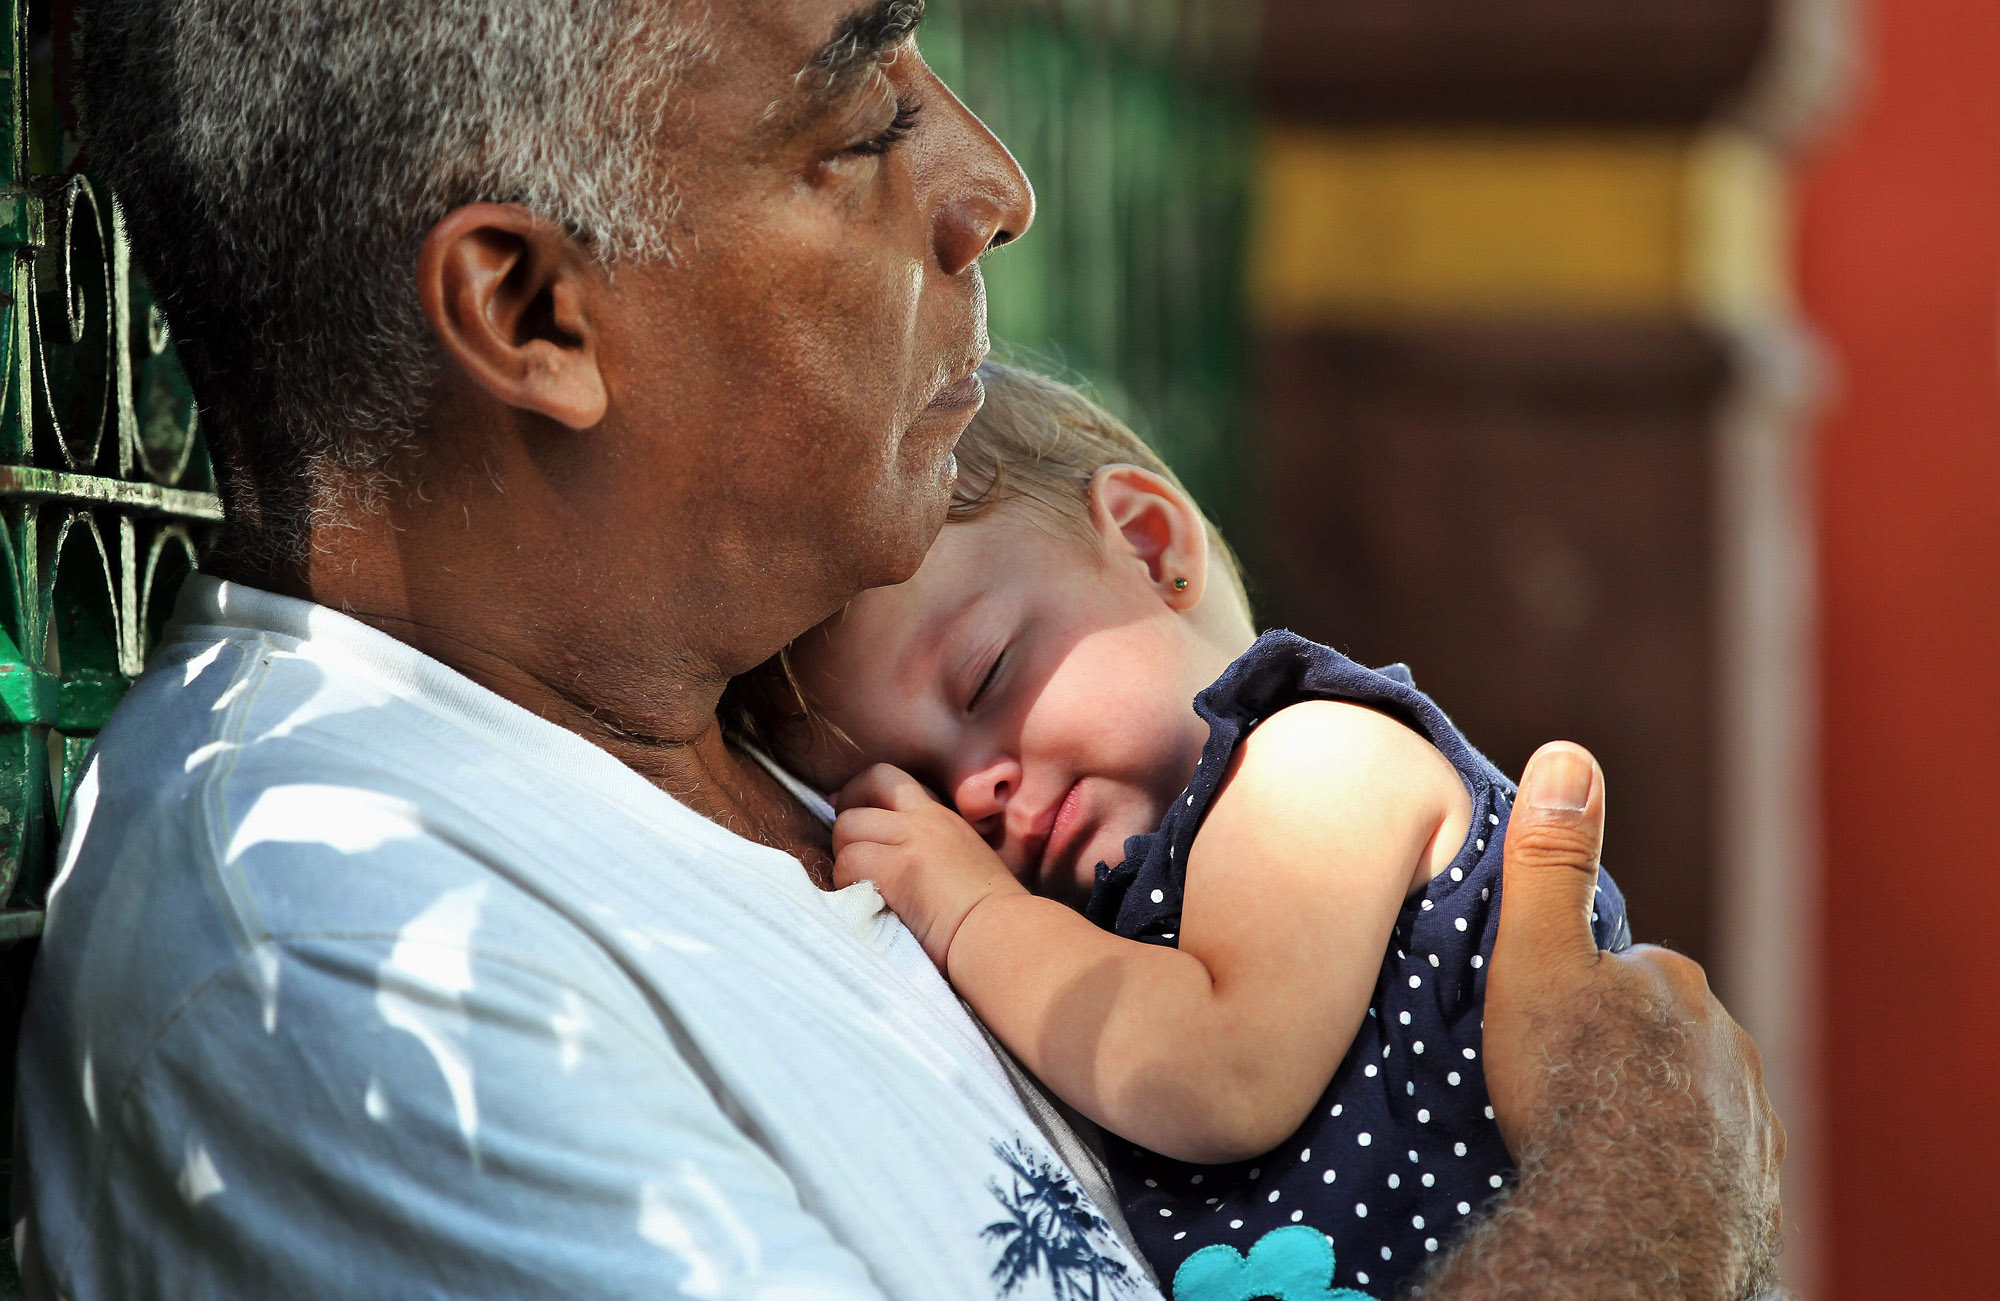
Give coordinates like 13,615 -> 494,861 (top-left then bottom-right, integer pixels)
1797,0 -> 2000,1292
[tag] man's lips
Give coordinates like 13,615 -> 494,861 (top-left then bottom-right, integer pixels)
924,368 -> 986,416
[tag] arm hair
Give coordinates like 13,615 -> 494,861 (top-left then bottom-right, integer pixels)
1405,982 -> 1783,1300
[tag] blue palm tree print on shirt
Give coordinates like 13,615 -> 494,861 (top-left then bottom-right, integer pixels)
984,1139 -> 1137,1300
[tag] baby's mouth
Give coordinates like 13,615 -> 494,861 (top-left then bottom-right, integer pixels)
1034,780 -> 1088,888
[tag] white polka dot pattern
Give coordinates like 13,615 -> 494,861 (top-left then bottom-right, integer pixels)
1084,630 -> 1633,1300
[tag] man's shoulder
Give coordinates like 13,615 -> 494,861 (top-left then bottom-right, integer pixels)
47,627 -> 589,1002
26,626 -> 684,1132
51,614 -> 780,1001
96,617 -> 575,849
119,618 -> 438,757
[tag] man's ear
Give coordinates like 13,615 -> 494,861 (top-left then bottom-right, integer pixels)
1086,464 -> 1209,609
417,203 -> 608,431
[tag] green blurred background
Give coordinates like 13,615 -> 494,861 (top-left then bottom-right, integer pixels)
922,0 -> 1258,544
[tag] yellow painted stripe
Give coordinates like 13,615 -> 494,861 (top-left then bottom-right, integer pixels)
1253,128 -> 1697,325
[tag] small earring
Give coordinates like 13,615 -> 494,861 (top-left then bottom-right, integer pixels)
1172,577 -> 1190,592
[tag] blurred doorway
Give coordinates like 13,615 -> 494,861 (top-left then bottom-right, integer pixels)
1248,2 -> 1848,1294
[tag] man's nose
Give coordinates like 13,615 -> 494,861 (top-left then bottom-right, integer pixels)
953,756 -> 1022,844
927,91 -> 1035,277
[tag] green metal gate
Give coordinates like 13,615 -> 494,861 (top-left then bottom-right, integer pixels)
0,0 -> 220,1260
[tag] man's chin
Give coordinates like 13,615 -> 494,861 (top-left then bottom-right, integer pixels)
854,488 -> 955,592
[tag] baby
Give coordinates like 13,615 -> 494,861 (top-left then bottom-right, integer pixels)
742,364 -> 1631,1300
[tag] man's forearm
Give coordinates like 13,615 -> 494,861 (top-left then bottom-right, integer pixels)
1409,989 -> 1781,1301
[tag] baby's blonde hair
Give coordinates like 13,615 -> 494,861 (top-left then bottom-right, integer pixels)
728,361 -> 1251,751
946,362 -> 1252,623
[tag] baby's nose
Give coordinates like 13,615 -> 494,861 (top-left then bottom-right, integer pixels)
953,759 -> 1020,843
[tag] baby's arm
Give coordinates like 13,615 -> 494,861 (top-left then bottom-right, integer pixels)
832,701 -> 1470,1166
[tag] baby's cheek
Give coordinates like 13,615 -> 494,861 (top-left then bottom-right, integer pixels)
1035,639 -> 1157,729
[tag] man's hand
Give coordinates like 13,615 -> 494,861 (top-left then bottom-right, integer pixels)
832,765 -> 1028,970
1417,741 -> 1785,1300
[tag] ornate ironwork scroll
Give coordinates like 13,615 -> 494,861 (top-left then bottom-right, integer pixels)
0,0 -> 218,943
0,0 -> 218,1237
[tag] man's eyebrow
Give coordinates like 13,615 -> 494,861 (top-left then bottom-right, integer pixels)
805,0 -> 925,89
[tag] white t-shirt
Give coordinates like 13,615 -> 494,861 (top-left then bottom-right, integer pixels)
15,577 -> 1159,1300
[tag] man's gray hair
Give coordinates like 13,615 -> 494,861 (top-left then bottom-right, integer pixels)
78,0 -> 711,565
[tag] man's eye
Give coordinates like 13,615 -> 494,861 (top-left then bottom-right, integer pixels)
845,97 -> 923,158
968,649 -> 1006,711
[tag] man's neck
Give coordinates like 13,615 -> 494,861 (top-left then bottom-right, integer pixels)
209,524 -> 836,883
346,596 -> 836,883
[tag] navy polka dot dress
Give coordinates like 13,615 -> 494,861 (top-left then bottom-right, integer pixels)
1086,631 -> 1631,1298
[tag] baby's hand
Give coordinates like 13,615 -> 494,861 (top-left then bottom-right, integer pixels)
832,764 -> 1027,970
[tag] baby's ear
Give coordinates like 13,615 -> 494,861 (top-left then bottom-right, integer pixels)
1086,464 -> 1209,610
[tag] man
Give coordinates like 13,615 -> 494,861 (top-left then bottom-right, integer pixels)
15,1 -> 1780,1297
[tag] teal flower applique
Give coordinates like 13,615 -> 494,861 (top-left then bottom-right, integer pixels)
1171,1225 -> 1378,1301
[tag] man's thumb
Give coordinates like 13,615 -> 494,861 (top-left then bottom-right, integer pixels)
1494,741 -> 1607,970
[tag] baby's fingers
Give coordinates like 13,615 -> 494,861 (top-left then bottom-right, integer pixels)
831,841 -> 886,890
834,763 -> 937,815
831,805 -> 909,855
